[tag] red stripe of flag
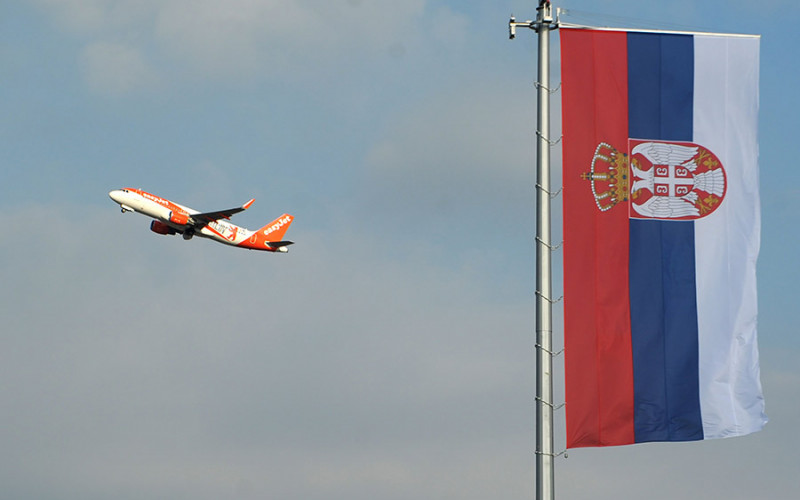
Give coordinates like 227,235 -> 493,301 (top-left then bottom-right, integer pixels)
561,29 -> 635,448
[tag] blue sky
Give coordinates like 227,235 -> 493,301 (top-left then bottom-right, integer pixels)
1,1 -> 798,499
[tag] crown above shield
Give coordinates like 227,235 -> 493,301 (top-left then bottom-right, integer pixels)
582,142 -> 629,212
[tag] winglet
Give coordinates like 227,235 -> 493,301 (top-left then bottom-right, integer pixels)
243,198 -> 255,210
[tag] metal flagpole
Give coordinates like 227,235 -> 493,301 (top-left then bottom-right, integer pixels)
509,2 -> 557,499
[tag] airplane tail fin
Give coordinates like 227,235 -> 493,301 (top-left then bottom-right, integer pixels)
258,214 -> 294,242
239,214 -> 294,251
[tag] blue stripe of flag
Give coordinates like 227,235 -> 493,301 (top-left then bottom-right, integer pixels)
627,32 -> 704,442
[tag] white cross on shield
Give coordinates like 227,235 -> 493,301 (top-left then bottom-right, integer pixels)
653,165 -> 694,197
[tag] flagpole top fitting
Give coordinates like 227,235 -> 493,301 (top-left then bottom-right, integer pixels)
508,2 -> 557,39
509,15 -> 535,39
537,0 -> 554,24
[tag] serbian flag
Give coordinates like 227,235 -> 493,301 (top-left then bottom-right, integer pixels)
560,27 -> 767,448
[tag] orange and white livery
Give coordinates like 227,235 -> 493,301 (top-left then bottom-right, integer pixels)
109,188 -> 294,252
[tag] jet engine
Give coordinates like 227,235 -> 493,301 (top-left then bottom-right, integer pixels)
150,220 -> 177,235
168,211 -> 189,225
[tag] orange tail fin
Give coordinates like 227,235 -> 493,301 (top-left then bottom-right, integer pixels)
239,214 -> 294,251
258,214 -> 294,242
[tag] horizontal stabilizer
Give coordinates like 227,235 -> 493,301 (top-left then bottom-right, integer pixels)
266,241 -> 294,248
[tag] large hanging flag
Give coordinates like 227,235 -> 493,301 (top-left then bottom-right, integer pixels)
560,27 -> 767,448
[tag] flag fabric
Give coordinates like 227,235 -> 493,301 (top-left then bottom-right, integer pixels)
560,27 -> 767,448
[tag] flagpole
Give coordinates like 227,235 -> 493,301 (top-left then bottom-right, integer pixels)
509,2 -> 557,499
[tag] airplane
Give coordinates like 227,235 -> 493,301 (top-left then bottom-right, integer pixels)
109,188 -> 294,252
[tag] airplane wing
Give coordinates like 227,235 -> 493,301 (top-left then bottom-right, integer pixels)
189,199 -> 255,227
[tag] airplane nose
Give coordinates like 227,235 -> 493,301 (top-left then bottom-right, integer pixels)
109,190 -> 123,203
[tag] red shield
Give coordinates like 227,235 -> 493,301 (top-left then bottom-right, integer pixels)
629,139 -> 727,221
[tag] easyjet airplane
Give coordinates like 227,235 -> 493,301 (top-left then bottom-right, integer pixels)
109,188 -> 294,252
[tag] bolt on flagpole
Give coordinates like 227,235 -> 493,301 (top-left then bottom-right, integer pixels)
509,2 -> 557,499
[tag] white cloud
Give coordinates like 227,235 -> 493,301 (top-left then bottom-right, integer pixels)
81,41 -> 159,95
31,0 -> 160,34
11,2 -> 800,498
0,202 -> 534,499
360,78 -> 539,223
33,0 -> 432,86
151,0 -> 429,78
3,205 -> 796,500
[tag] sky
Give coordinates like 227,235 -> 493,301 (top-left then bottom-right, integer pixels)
1,0 -> 798,499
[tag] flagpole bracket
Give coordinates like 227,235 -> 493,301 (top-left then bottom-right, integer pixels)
535,450 -> 568,459
535,290 -> 563,304
536,397 -> 566,411
509,16 -> 535,40
535,343 -> 563,357
535,184 -> 562,199
535,130 -> 562,146
535,236 -> 562,251
534,82 -> 561,94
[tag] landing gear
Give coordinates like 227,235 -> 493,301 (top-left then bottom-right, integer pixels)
182,229 -> 194,240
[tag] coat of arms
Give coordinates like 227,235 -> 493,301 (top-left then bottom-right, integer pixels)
583,139 -> 727,220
